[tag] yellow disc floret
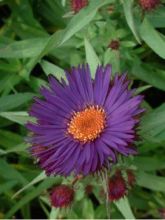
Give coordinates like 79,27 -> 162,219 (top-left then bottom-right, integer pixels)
67,106 -> 106,142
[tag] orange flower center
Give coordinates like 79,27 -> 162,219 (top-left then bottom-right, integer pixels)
67,106 -> 106,142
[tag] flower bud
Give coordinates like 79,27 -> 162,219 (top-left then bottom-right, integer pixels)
159,208 -> 165,219
85,184 -> 93,195
127,169 -> 136,188
71,0 -> 88,13
139,0 -> 160,11
50,185 -> 74,208
108,40 -> 120,50
108,170 -> 127,201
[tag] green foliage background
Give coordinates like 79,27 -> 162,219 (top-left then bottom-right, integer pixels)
0,0 -> 165,219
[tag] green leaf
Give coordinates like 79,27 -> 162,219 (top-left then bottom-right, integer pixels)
84,37 -> 100,77
8,0 -> 48,39
0,59 -> 21,73
132,60 -> 165,91
82,199 -> 95,219
0,0 -> 114,60
0,159 -> 27,184
0,181 -> 18,195
140,18 -> 165,59
67,209 -> 79,219
49,207 -> 59,219
59,0 -> 115,46
5,143 -> 29,154
39,199 -> 50,218
103,49 -> 120,74
36,1 -> 66,29
133,156 -> 165,171
0,149 -> 7,155
139,141 -> 162,153
129,195 -> 149,210
0,130 -> 22,149
0,93 -> 34,112
12,172 -> 46,199
0,111 -> 35,125
0,0 -> 114,81
95,205 -> 107,219
115,197 -> 135,219
0,73 -> 20,95
140,104 -> 165,143
146,7 -> 165,28
40,60 -> 66,81
5,177 -> 61,219
137,171 -> 165,192
29,76 -> 47,92
0,38 -> 49,58
122,0 -> 141,44
135,85 -> 152,95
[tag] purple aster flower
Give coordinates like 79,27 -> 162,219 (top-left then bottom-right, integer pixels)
26,64 -> 144,176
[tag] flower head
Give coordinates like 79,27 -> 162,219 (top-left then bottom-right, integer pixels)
139,0 -> 160,11
27,64 -> 144,176
107,5 -> 115,14
85,184 -> 93,195
71,0 -> 88,13
159,208 -> 165,219
127,169 -> 136,188
108,170 -> 127,201
108,40 -> 120,50
50,185 -> 74,208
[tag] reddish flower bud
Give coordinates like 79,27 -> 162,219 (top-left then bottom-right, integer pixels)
50,185 -> 74,208
108,40 -> 120,50
108,170 -> 127,201
71,0 -> 88,13
139,0 -> 160,11
107,5 -> 114,14
127,169 -> 136,188
159,208 -> 165,219
85,184 -> 93,195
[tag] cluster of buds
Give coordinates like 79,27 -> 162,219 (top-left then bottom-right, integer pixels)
49,169 -> 136,208
139,0 -> 160,11
108,169 -> 136,201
